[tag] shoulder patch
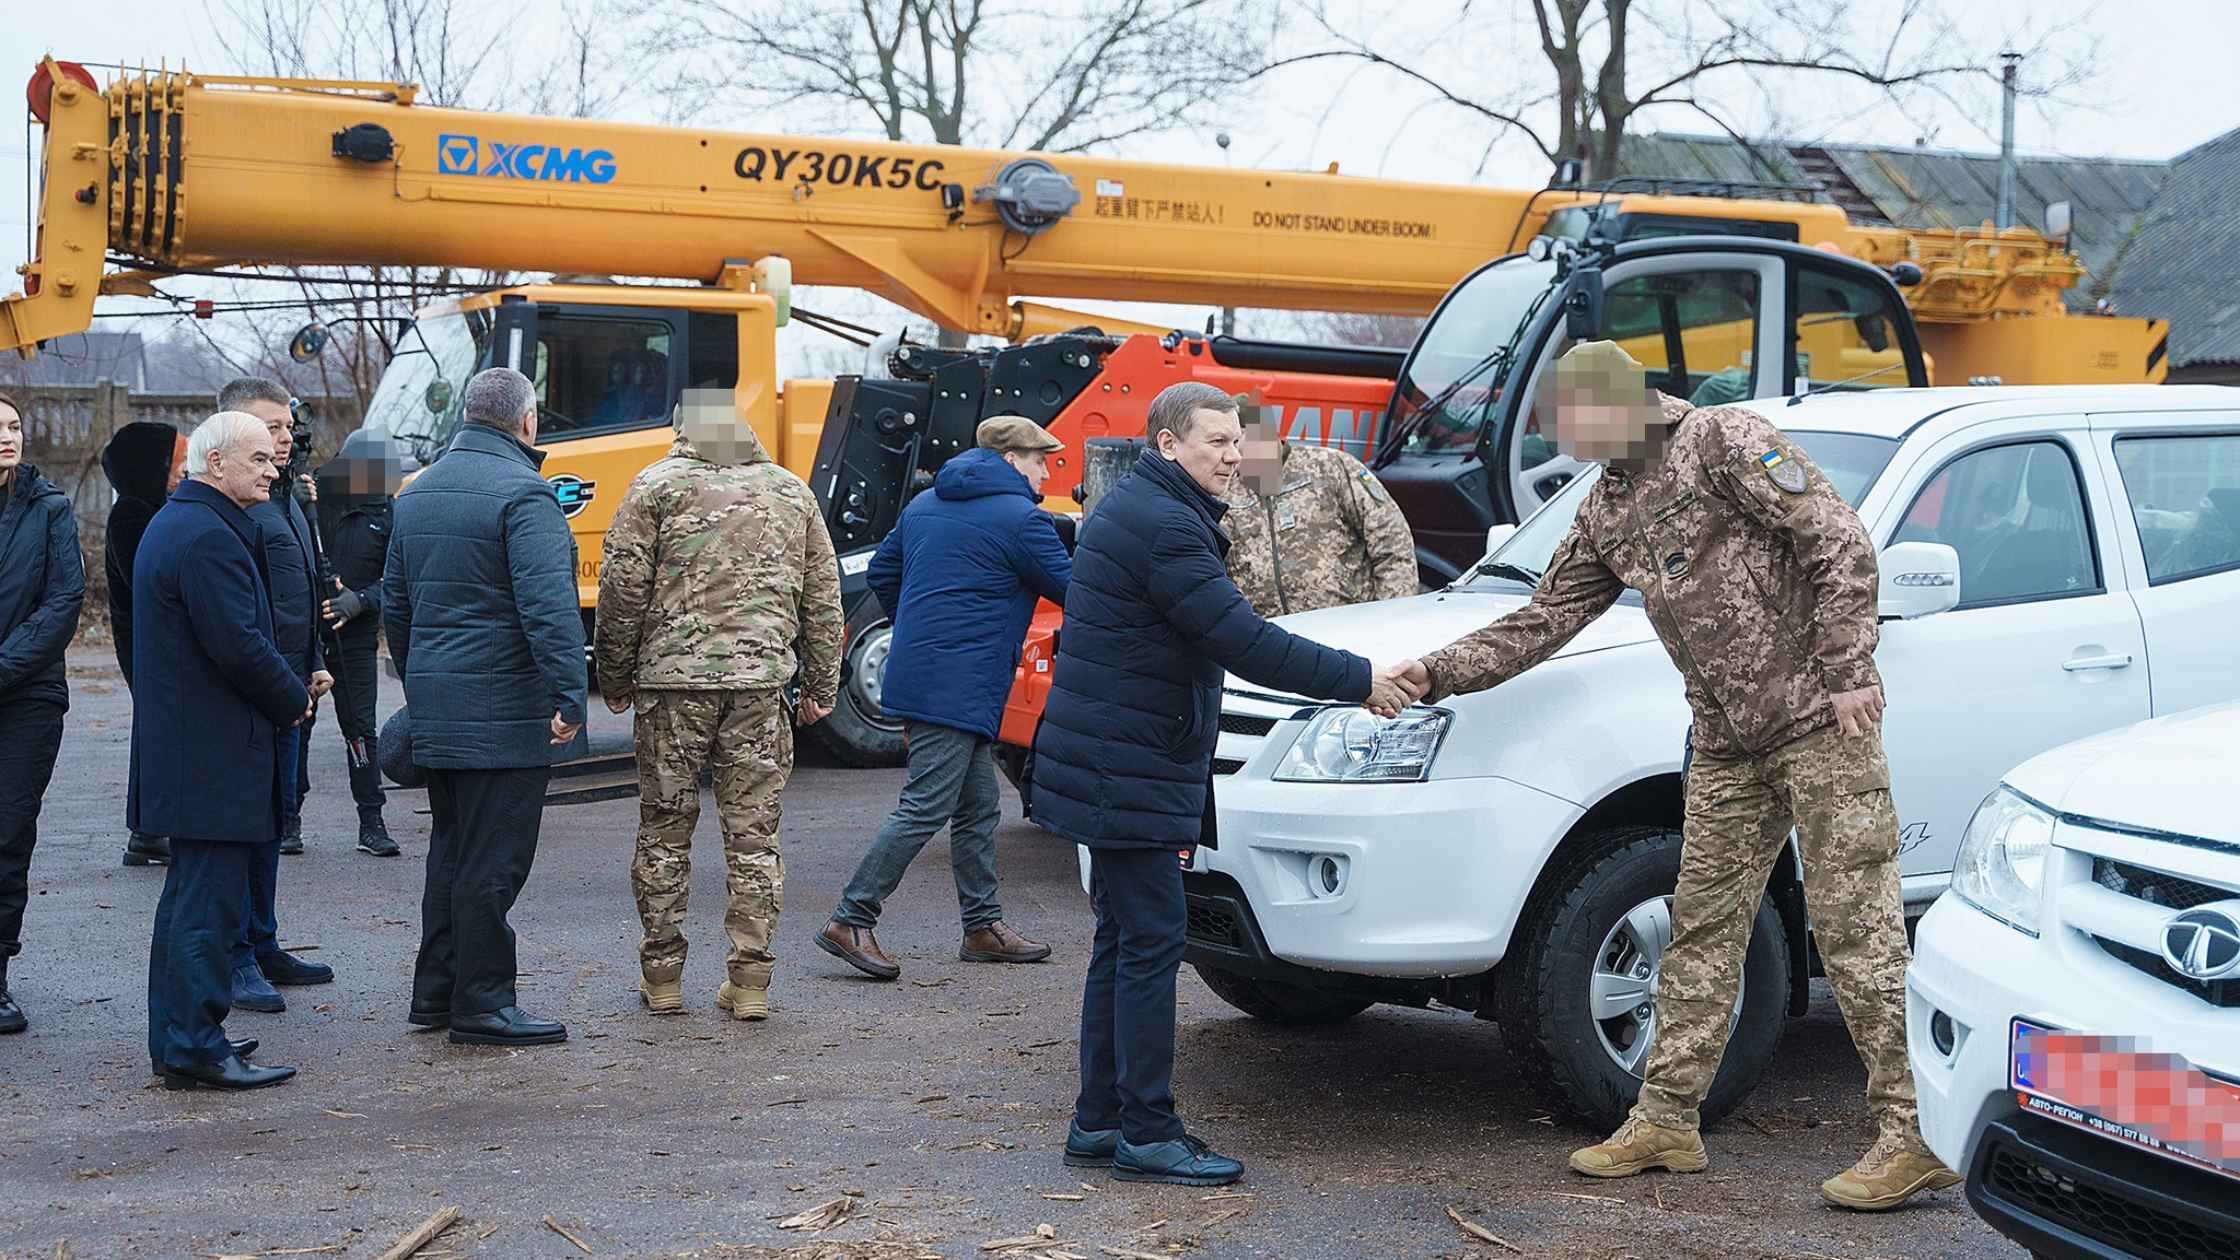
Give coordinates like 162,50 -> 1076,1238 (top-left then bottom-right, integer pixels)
1356,469 -> 1390,503
1759,449 -> 1807,493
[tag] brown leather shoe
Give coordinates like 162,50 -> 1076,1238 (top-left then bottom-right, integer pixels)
816,920 -> 900,980
960,921 -> 1052,964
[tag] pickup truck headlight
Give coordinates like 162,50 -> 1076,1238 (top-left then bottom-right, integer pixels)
1275,708 -> 1448,783
1950,786 -> 2054,937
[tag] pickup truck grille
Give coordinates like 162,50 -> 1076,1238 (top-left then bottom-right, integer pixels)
1980,1136 -> 2240,1260
2094,858 -> 2231,911
2095,938 -> 2240,1010
1210,757 -> 1246,777
1218,713 -> 1276,737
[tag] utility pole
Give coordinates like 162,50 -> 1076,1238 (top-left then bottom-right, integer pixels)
1216,131 -> 1237,337
1995,52 -> 2021,231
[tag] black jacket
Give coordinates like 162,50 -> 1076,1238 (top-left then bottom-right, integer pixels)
0,465 -> 87,710
382,425 -> 588,769
1033,450 -> 1370,850
315,431 -> 395,620
100,422 -> 178,684
248,486 -> 325,681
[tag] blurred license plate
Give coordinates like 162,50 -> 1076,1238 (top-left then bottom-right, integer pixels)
2011,1018 -> 2240,1184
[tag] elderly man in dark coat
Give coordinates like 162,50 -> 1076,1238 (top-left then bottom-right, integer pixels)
1033,382 -> 1415,1186
384,366 -> 587,1048
134,412 -> 311,1091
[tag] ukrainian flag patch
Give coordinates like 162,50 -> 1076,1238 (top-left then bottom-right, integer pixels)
1760,449 -> 1806,492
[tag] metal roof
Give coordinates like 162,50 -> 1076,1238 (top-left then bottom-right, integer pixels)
1615,133 -> 2170,312
2107,129 -> 2240,368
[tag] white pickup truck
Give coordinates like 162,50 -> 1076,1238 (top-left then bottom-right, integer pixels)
1178,384 -> 2240,1129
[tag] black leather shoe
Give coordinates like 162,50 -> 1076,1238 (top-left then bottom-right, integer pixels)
278,823 -> 304,856
1063,1119 -> 1121,1168
123,832 -> 171,867
407,1005 -> 450,1030
0,988 -> 24,1035
356,812 -> 400,857
151,1039 -> 258,1076
161,1055 -> 296,1091
447,1006 -> 566,1046
256,950 -> 334,986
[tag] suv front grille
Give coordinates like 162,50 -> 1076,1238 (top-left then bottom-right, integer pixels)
2095,858 -> 2234,911
1982,1139 -> 2240,1260
2094,938 -> 2240,1009
1210,757 -> 1245,776
1218,712 -> 1276,737
1186,896 -> 1248,952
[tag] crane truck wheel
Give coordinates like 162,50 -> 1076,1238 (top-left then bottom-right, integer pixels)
808,613 -> 908,768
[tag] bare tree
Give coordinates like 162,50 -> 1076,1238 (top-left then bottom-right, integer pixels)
624,0 -> 1273,151
1263,0 -> 2096,182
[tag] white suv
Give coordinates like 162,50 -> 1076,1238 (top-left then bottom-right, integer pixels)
1180,385 -> 2240,1128
1909,702 -> 2240,1258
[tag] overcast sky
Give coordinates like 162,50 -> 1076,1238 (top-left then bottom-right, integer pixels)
5,0 -> 2236,370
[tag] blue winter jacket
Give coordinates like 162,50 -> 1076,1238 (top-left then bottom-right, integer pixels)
0,465 -> 85,711
382,425 -> 588,769
868,448 -> 1072,740
1033,450 -> 1371,850
128,481 -> 310,844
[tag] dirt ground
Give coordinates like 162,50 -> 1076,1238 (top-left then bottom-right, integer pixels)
0,651 -> 2021,1259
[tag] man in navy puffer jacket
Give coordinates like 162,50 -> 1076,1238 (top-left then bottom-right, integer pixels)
1034,383 -> 1416,1186
818,417 -> 1073,982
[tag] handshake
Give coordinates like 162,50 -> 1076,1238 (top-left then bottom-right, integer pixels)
1364,659 -> 1431,719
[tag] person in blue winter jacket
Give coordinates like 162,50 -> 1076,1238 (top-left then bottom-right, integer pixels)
818,416 -> 1073,982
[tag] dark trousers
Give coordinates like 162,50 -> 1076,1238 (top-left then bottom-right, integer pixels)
415,766 -> 550,1017
834,722 -> 1003,932
282,716 -> 312,833
0,696 -> 67,961
1074,845 -> 1189,1145
149,838 -> 257,1069
235,718 -> 300,966
334,621 -> 384,811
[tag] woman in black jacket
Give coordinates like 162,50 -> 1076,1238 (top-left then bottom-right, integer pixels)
0,392 -> 88,1033
1034,382 -> 1412,1185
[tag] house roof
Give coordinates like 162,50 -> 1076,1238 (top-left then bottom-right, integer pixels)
1,331 -> 150,390
2106,128 -> 2240,367
1614,132 -> 2170,311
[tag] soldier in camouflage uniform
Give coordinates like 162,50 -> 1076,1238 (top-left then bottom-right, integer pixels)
1225,415 -> 1418,615
1397,342 -> 1960,1211
594,396 -> 844,1022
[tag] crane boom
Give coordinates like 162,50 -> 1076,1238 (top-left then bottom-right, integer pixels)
7,60 -> 1548,353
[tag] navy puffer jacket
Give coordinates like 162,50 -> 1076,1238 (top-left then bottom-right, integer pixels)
0,465 -> 86,710
381,425 -> 588,769
869,448 -> 1072,740
1033,450 -> 1370,850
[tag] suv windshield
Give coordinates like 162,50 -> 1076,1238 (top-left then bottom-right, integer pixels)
362,309 -> 485,467
1463,428 -> 1900,588
1381,258 -> 1557,457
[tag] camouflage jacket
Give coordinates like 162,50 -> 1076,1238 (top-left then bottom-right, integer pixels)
1419,395 -> 1881,758
593,427 -> 843,705
1224,442 -> 1418,616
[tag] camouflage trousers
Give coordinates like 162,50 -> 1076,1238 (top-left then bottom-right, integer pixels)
1632,726 -> 1919,1145
631,688 -> 793,990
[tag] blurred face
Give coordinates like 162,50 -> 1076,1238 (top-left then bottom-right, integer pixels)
1001,448 -> 1050,494
1157,406 -> 1244,498
341,433 -> 406,496
244,398 -> 293,465
1548,358 -> 1667,465
1238,414 -> 1284,494
0,402 -> 21,479
676,388 -> 749,461
207,428 -> 281,509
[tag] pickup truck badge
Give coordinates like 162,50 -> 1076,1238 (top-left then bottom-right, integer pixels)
1759,449 -> 1807,493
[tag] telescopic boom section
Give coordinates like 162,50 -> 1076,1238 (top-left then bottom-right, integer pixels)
5,59 -> 1542,354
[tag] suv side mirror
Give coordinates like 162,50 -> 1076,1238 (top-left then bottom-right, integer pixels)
1484,523 -> 1519,557
1879,541 -> 1961,619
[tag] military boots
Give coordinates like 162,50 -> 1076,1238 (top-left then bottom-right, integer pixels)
1569,1116 -> 1709,1178
1820,1132 -> 1963,1210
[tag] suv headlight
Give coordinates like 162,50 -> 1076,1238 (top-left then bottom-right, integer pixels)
1275,708 -> 1449,783
1950,786 -> 2054,936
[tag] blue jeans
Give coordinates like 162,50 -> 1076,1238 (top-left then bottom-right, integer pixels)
1074,845 -> 1188,1144
834,722 -> 1003,932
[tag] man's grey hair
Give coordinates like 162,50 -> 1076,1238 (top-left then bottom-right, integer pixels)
461,367 -> 537,430
216,376 -> 291,413
186,411 -> 269,476
1145,381 -> 1239,449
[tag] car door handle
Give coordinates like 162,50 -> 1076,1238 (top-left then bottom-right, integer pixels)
2062,652 -> 2135,672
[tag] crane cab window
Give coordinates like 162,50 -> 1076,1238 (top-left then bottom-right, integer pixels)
531,316 -> 676,438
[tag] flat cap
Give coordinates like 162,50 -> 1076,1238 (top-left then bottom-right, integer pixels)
976,414 -> 1065,454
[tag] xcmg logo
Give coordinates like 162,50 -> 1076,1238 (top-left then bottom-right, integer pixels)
436,133 -> 617,185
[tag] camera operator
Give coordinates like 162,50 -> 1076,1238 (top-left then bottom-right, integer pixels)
315,428 -> 402,857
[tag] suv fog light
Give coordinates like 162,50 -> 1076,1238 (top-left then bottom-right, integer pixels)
1310,854 -> 1348,899
1929,1009 -> 1957,1058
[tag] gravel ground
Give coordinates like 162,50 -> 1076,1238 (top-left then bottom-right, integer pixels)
0,650 -> 2022,1260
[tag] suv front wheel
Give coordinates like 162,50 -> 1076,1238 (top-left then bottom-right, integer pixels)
1495,826 -> 1790,1130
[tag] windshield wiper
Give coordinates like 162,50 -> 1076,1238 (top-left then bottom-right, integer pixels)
1472,561 -> 1542,586
1375,346 -> 1509,466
